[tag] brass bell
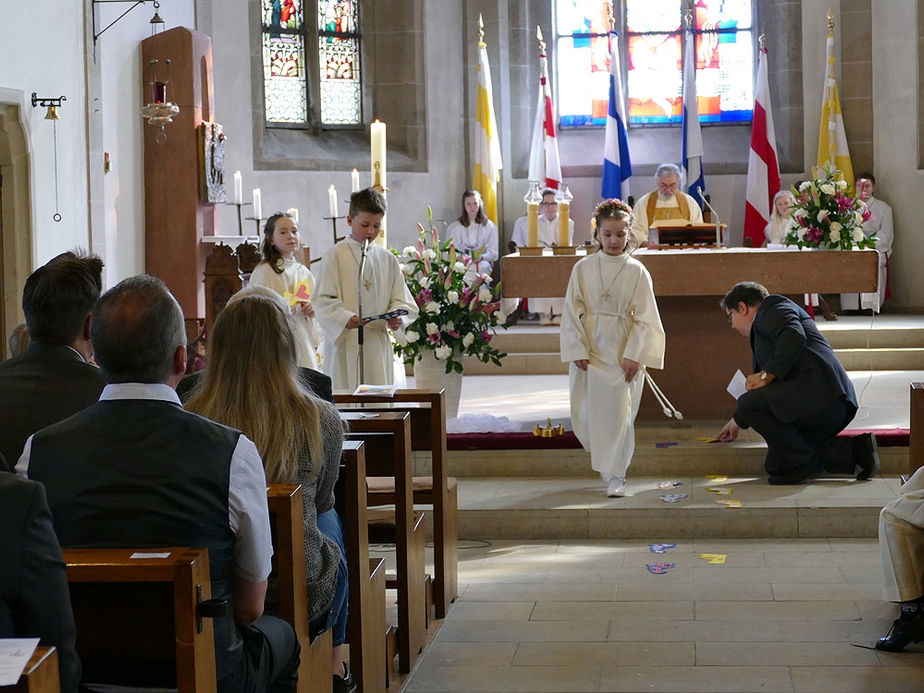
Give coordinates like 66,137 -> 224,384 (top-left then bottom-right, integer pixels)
44,105 -> 60,121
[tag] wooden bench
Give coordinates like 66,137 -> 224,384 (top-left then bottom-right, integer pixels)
267,484 -> 333,693
334,389 -> 458,618
341,412 -> 427,674
62,547 -> 219,692
911,382 -> 924,475
337,440 -> 388,693
2,647 -> 58,693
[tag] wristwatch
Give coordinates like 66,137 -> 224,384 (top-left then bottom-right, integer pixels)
760,370 -> 774,383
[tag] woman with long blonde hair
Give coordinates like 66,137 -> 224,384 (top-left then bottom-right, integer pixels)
186,286 -> 355,693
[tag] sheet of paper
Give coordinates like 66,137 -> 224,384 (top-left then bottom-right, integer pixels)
727,369 -> 747,400
130,551 -> 171,559
0,638 -> 39,685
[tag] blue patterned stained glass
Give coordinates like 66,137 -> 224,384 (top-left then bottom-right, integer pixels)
318,0 -> 361,126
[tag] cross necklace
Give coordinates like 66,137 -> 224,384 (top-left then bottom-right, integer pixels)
350,245 -> 373,291
598,254 -> 628,301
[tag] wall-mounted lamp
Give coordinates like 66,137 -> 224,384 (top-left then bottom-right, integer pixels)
140,1 -> 179,143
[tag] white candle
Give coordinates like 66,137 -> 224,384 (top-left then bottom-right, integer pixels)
252,188 -> 262,220
370,120 -> 386,192
351,168 -> 360,192
233,170 -> 242,205
287,207 -> 299,223
328,185 -> 338,217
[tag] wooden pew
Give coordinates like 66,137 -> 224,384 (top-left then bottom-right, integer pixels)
337,440 -> 388,693
62,547 -> 218,692
267,484 -> 333,693
911,382 -> 924,474
2,647 -> 58,693
341,412 -> 427,674
334,389 -> 458,619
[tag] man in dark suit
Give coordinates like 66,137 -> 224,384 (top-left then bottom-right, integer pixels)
716,282 -> 879,484
0,252 -> 106,467
20,275 -> 299,693
0,472 -> 81,692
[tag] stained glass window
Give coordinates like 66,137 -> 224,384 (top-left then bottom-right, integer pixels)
262,0 -> 308,124
555,0 -> 754,128
318,0 -> 362,126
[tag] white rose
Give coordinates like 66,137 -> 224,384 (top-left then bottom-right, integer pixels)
820,183 -> 836,195
798,181 -> 812,191
434,344 -> 452,360
402,245 -> 417,257
424,248 -> 437,260
462,332 -> 475,348
816,210 -> 829,223
829,221 -> 842,233
447,290 -> 459,305
796,227 -> 806,240
425,322 -> 438,335
853,228 -> 865,243
444,320 -> 455,332
418,275 -> 431,289
854,211 -> 864,225
425,301 -> 440,314
793,208 -> 807,219
837,179 -> 848,190
405,330 -> 420,343
453,261 -> 466,274
478,286 -> 493,303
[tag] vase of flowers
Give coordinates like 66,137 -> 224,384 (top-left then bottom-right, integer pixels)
392,209 -> 507,419
785,165 -> 877,250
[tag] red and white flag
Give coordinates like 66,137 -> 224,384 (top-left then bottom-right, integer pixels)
528,34 -> 562,190
743,44 -> 780,247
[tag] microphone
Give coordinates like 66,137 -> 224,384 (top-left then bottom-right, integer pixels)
700,193 -> 722,246
361,238 -> 369,257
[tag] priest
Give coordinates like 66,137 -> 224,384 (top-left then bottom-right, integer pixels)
630,163 -> 703,248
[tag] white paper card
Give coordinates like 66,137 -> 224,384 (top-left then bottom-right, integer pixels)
130,551 -> 171,559
0,638 -> 39,685
727,369 -> 747,400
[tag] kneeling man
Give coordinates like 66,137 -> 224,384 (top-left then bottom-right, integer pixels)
716,282 -> 879,484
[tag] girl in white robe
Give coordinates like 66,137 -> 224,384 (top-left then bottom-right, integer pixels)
560,200 -> 665,497
249,212 -> 321,370
445,189 -> 498,279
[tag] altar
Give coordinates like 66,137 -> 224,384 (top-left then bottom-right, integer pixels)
500,247 -> 879,420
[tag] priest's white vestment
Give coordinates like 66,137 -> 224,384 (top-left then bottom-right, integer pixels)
315,237 -> 418,390
560,251 -> 665,479
880,465 -> 924,602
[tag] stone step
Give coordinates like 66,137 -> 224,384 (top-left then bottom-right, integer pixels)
453,475 -> 902,540
835,347 -> 924,370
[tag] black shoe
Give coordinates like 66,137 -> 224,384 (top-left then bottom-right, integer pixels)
333,663 -> 357,693
875,614 -> 924,652
855,433 -> 880,480
768,470 -> 814,485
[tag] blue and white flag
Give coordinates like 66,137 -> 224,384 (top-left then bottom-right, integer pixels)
601,32 -> 632,200
681,24 -> 705,208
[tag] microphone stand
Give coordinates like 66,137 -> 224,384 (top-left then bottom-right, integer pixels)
357,238 -> 369,384
701,194 -> 722,246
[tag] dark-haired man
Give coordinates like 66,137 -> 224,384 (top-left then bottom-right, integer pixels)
19,275 -> 300,692
0,252 -> 106,469
715,281 -> 879,484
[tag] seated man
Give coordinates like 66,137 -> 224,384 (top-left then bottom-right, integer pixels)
715,282 -> 879,484
630,163 -> 703,249
841,171 -> 893,313
510,189 -> 574,325
877,466 -> 924,651
19,275 -> 300,693
0,251 -> 106,467
0,472 -> 80,692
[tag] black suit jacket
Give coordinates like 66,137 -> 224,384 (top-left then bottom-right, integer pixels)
176,366 -> 334,404
747,294 -> 857,423
0,343 -> 106,467
0,473 -> 81,692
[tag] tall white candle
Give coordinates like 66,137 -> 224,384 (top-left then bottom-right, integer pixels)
287,207 -> 299,223
328,185 -> 338,217
351,168 -> 360,192
252,188 -> 262,220
233,170 -> 243,205
370,120 -> 387,192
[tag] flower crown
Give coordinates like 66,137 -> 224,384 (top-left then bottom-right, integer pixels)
591,198 -> 633,229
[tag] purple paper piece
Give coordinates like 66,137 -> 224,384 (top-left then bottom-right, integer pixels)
655,441 -> 679,449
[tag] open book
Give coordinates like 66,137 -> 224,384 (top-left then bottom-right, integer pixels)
352,383 -> 398,397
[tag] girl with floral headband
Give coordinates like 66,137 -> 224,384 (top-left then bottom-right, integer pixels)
559,199 -> 665,497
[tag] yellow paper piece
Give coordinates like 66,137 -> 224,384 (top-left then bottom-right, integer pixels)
283,279 -> 312,306
699,553 -> 728,565
706,487 -> 731,495
705,475 -> 728,482
698,437 -> 721,443
716,499 -> 742,508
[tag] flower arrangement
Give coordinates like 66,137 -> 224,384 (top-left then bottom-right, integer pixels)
392,209 -> 507,374
784,165 -> 876,250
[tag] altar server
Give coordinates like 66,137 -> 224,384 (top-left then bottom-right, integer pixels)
315,188 -> 418,391
841,171 -> 893,313
560,199 -> 665,497
445,189 -> 498,277
249,211 -> 320,370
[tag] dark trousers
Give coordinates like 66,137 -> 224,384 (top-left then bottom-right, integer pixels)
222,614 -> 301,693
735,391 -> 856,479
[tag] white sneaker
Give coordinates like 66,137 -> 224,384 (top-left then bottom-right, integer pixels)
607,477 -> 627,497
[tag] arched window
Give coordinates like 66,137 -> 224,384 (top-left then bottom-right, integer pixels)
555,0 -> 754,127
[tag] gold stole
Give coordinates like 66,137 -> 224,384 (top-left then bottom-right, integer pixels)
646,192 -> 691,223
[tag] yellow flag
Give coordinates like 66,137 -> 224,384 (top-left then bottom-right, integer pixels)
473,22 -> 503,224
817,23 -> 854,190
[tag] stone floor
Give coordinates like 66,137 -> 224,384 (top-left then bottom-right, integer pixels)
395,538 -> 924,693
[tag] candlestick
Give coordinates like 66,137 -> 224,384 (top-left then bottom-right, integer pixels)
351,168 -> 360,192
252,188 -> 262,221
557,183 -> 574,247
233,171 -> 243,205
287,207 -> 299,223
328,185 -> 338,218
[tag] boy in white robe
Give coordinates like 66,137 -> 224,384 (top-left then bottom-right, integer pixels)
560,199 -> 665,497
315,188 -> 419,391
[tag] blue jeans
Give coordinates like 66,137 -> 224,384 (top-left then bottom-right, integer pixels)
309,508 -> 349,647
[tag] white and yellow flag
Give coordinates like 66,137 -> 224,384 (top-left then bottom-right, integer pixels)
473,21 -> 503,224
817,18 -> 853,189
